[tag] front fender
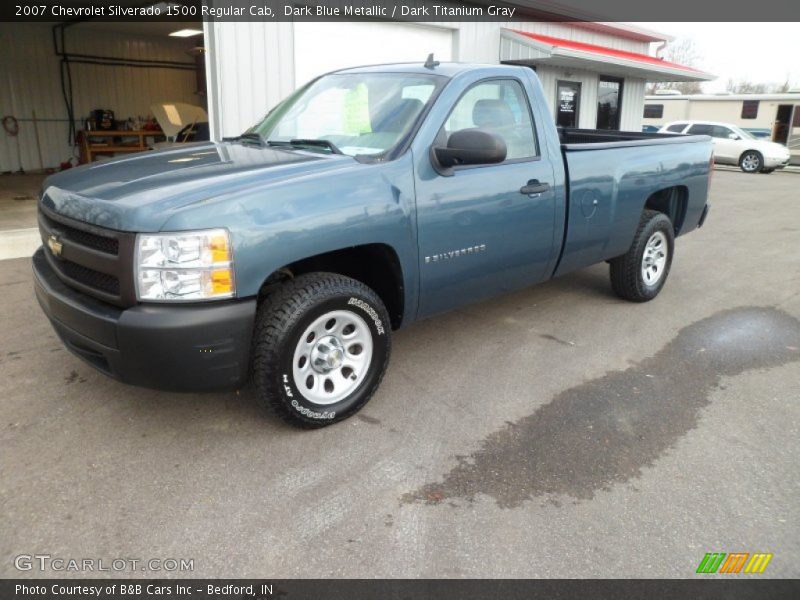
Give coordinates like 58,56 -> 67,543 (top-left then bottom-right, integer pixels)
160,153 -> 420,325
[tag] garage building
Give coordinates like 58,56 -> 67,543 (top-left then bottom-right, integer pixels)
1,10 -> 712,174
205,20 -> 712,140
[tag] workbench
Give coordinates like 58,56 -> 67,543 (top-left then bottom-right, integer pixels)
79,130 -> 164,163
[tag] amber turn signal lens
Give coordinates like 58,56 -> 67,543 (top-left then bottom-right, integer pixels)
210,268 -> 233,295
210,234 -> 231,264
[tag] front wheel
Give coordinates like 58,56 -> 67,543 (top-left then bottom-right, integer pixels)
252,273 -> 391,428
609,210 -> 675,302
739,150 -> 763,173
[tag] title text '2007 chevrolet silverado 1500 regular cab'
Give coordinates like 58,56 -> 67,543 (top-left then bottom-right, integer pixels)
33,61 -> 712,427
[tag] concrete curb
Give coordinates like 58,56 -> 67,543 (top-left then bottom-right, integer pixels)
0,228 -> 40,260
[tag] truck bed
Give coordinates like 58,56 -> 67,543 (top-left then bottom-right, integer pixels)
558,127 -> 706,150
553,127 -> 713,278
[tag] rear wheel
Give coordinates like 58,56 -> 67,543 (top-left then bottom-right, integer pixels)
739,150 -> 763,173
609,210 -> 675,302
252,273 -> 391,428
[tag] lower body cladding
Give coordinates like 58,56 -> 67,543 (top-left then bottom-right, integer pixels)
32,248 -> 255,392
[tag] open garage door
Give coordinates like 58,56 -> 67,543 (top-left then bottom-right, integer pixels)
294,22 -> 454,86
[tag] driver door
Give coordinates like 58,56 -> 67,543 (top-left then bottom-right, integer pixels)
414,78 -> 558,318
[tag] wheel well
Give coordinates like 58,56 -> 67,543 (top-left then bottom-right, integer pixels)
259,244 -> 405,329
644,186 -> 688,234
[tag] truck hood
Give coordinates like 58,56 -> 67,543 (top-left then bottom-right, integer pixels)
40,142 -> 358,231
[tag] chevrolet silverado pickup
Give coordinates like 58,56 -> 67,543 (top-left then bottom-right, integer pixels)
34,62 -> 713,427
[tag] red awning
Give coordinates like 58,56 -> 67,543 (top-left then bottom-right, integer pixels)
510,30 -> 701,73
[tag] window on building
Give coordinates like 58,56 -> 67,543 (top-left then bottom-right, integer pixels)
666,123 -> 688,132
741,100 -> 759,119
643,104 -> 664,119
596,76 -> 623,130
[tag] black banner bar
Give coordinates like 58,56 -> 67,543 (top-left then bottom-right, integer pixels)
2,579 -> 800,600
3,0 -> 800,23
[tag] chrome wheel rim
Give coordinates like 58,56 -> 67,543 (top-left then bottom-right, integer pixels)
292,309 -> 373,405
641,231 -> 668,286
742,153 -> 760,171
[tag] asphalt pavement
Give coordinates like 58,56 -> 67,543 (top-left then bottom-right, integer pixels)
1,170 -> 798,578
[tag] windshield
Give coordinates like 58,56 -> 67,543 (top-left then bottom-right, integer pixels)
250,73 -> 444,159
730,125 -> 756,140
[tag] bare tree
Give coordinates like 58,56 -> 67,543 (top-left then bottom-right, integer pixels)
727,77 -> 794,93
726,79 -> 768,94
646,38 -> 705,95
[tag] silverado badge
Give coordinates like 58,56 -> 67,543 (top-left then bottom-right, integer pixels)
47,235 -> 63,257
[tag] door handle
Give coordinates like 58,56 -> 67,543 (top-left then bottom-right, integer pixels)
520,180 -> 551,196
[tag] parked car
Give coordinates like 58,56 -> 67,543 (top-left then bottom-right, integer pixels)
33,62 -> 713,428
659,120 -> 790,173
641,125 -> 660,134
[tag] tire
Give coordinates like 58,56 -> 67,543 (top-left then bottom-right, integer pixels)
739,150 -> 763,173
609,210 -> 675,302
252,272 -> 391,428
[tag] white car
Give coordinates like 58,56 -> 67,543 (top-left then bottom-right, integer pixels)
658,121 -> 791,174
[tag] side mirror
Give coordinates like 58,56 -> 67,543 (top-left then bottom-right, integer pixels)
431,129 -> 507,174
728,133 -> 740,140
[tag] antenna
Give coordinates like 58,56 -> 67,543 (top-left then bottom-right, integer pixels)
424,53 -> 440,69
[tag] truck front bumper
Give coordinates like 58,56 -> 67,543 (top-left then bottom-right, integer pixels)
33,247 -> 256,392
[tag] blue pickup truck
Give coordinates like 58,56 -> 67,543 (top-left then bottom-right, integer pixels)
33,62 -> 712,427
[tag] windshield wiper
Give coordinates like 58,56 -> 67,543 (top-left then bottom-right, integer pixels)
267,138 -> 343,155
223,132 -> 265,146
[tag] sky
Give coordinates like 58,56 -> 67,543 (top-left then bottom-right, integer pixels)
638,22 -> 800,92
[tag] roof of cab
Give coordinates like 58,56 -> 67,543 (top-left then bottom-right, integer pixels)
333,62 -> 524,78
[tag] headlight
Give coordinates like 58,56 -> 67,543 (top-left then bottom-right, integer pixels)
135,229 -> 235,301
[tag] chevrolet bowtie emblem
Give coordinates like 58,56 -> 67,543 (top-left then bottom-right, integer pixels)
47,235 -> 63,257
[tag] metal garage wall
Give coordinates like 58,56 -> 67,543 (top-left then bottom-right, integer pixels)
204,21 -> 295,140
0,23 -> 197,173
619,77 -> 646,131
293,21 -> 453,87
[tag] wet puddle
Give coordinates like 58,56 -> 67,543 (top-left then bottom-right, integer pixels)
404,307 -> 800,508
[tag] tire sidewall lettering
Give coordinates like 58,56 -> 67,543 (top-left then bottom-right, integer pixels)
347,297 -> 385,335
277,295 -> 388,421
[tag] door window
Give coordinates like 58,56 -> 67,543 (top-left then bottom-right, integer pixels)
596,77 -> 623,130
666,123 -> 688,132
443,79 -> 538,160
556,81 -> 581,128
